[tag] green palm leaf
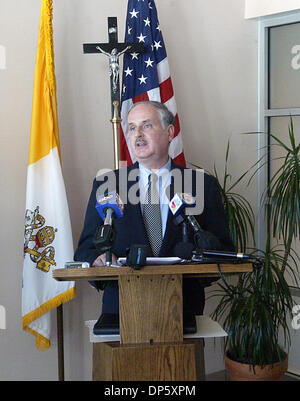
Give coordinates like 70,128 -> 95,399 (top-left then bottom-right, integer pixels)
190,140 -> 256,252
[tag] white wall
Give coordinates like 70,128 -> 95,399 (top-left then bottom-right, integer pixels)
0,0 -> 258,380
245,0 -> 300,19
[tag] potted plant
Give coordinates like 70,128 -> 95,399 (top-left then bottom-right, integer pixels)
263,118 -> 300,275
200,122 -> 299,380
212,241 -> 296,380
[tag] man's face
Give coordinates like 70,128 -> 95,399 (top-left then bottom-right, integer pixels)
128,104 -> 174,170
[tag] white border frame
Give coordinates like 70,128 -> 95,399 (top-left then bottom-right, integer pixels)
258,11 -> 300,249
258,12 -> 300,296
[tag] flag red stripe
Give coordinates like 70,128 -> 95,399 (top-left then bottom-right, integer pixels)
174,114 -> 180,137
133,92 -> 150,103
120,125 -> 132,165
173,152 -> 186,167
159,77 -> 174,104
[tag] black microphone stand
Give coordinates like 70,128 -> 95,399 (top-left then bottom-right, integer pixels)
173,215 -> 195,260
94,224 -> 116,265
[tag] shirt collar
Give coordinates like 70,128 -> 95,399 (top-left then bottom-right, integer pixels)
139,158 -> 171,182
138,158 -> 172,205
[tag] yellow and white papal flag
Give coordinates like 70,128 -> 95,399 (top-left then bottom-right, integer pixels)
22,0 -> 75,350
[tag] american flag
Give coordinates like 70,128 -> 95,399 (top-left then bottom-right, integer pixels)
120,0 -> 186,167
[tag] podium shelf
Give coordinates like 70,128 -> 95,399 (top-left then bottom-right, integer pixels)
85,315 -> 228,343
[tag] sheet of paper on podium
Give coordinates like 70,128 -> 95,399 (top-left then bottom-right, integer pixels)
117,257 -> 183,266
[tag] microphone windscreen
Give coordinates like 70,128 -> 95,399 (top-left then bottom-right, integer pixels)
96,191 -> 124,220
126,244 -> 148,270
173,242 -> 194,260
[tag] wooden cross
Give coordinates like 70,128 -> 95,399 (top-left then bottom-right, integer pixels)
83,17 -> 144,118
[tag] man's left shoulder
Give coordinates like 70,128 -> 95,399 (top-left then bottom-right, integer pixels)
170,161 -> 217,183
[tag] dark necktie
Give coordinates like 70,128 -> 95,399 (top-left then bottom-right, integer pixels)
143,173 -> 163,256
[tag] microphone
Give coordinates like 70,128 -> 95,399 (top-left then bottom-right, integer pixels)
94,191 -> 124,265
96,191 -> 124,224
126,244 -> 148,270
169,193 -> 221,251
169,193 -> 196,216
169,193 -> 203,234
173,217 -> 194,260
201,250 -> 254,260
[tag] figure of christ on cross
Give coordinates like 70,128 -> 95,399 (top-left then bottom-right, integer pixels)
95,46 -> 132,94
83,17 -> 144,117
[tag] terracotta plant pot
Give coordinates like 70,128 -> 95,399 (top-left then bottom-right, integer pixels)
225,353 -> 288,381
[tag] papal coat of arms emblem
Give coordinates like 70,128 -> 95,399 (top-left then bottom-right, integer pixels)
24,206 -> 57,272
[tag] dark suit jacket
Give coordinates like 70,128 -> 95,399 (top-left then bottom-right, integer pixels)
74,160 -> 234,314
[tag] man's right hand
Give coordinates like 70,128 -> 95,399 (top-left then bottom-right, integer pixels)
93,252 -> 118,266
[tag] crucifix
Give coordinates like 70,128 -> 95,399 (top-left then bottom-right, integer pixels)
83,17 -> 144,169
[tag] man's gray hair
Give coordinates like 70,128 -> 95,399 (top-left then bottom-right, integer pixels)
128,101 -> 175,129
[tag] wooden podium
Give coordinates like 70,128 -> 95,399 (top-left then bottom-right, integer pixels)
53,262 -> 252,381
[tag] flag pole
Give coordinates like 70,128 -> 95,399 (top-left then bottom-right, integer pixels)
57,305 -> 64,381
111,100 -> 122,169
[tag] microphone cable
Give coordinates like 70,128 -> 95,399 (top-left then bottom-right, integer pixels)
215,256 -> 264,296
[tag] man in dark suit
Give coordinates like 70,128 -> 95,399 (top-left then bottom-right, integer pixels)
74,101 -> 234,317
